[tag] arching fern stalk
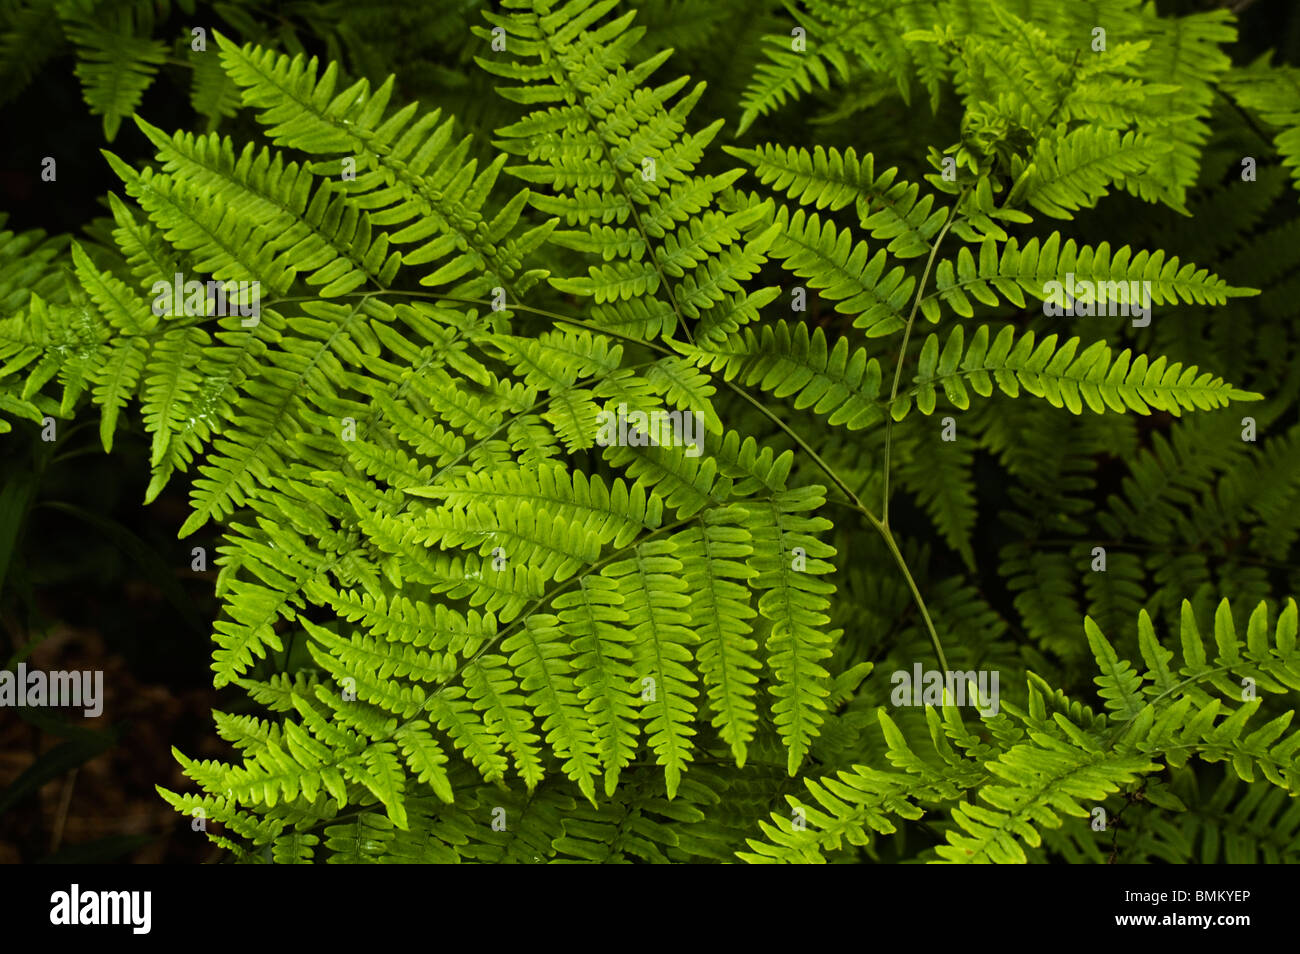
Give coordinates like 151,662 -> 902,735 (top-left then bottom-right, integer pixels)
0,0 -> 1293,864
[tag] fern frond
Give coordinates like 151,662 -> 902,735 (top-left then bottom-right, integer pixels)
601,538 -> 699,798
739,485 -> 838,775
922,231 -> 1255,322
479,0 -> 776,343
744,597 -> 1300,863
683,320 -> 886,429
63,7 -> 166,141
899,324 -> 1258,420
724,143 -> 948,259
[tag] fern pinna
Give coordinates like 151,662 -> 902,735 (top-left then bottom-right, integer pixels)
1,0 -> 1299,864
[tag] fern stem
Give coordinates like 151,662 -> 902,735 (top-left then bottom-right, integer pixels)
268,290 -> 684,358
880,190 -> 966,527
1215,85 -> 1277,146
726,385 -> 947,670
875,522 -> 948,672
724,383 -> 865,507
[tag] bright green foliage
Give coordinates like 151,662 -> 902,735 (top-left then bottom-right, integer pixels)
743,598 -> 1300,863
2,0 -> 1299,864
723,144 -> 952,260
737,0 -> 950,134
683,321 -> 887,430
740,0 -> 1236,211
901,324 -> 1255,419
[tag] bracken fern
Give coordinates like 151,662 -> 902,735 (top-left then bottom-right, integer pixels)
2,0 -> 1299,863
